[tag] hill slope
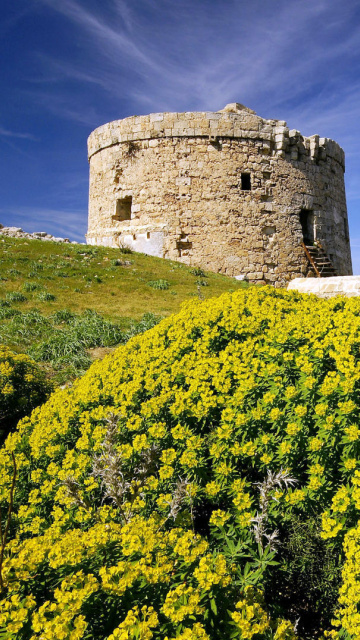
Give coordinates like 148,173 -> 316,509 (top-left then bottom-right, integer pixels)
0,236 -> 246,381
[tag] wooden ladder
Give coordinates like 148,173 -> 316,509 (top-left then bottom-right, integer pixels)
302,241 -> 337,278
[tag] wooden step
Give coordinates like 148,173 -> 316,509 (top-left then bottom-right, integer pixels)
302,241 -> 337,278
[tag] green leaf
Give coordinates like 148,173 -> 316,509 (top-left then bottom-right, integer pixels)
210,598 -> 218,615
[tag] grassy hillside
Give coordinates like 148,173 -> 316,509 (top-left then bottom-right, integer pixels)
0,236 -> 246,382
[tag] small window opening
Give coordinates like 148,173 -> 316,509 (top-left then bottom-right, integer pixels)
262,226 -> 276,236
344,219 -> 350,242
147,232 -> 151,239
300,209 -> 315,245
241,173 -> 251,190
176,237 -> 193,251
113,196 -> 132,222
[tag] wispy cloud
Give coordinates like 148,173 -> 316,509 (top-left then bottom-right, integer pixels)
35,0 -> 360,117
39,0 -> 165,75
0,126 -> 37,141
0,207 -> 87,242
24,90 -> 101,128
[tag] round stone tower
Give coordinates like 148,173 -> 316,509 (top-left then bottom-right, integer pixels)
87,103 -> 352,285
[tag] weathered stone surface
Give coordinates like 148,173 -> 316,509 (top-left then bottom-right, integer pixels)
87,103 -> 352,286
219,103 -> 256,115
288,276 -> 360,298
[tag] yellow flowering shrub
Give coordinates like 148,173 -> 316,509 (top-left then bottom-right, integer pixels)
107,605 -> 159,640
0,345 -> 51,439
230,587 -> 297,640
4,287 -> 360,637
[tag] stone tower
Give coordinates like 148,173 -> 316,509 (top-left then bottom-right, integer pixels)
87,103 -> 352,285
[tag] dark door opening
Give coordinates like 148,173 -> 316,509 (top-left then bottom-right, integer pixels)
300,209 -> 315,245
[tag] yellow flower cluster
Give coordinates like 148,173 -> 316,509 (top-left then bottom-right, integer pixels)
31,571 -> 97,640
209,509 -> 230,527
230,587 -> 270,639
107,605 -> 158,640
230,587 -> 296,640
0,594 -> 35,635
0,345 -> 51,434
329,522 -> 360,637
5,287 -> 360,637
193,553 -> 230,591
162,584 -> 203,623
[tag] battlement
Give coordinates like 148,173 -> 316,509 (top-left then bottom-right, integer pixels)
87,104 -> 345,168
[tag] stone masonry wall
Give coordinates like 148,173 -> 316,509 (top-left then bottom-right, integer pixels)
87,104 -> 352,286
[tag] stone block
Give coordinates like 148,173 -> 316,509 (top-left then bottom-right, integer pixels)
288,277 -> 360,298
150,113 -> 164,122
176,177 -> 191,186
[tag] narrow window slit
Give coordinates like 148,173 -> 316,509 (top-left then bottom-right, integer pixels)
241,173 -> 251,190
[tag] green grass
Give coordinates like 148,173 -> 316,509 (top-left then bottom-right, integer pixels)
147,279 -> 171,290
0,236 -> 247,382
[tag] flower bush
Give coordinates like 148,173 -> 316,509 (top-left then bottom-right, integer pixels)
0,345 -> 52,440
3,286 -> 360,638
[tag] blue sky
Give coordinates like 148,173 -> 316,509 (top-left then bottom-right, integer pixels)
1,0 -> 360,270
